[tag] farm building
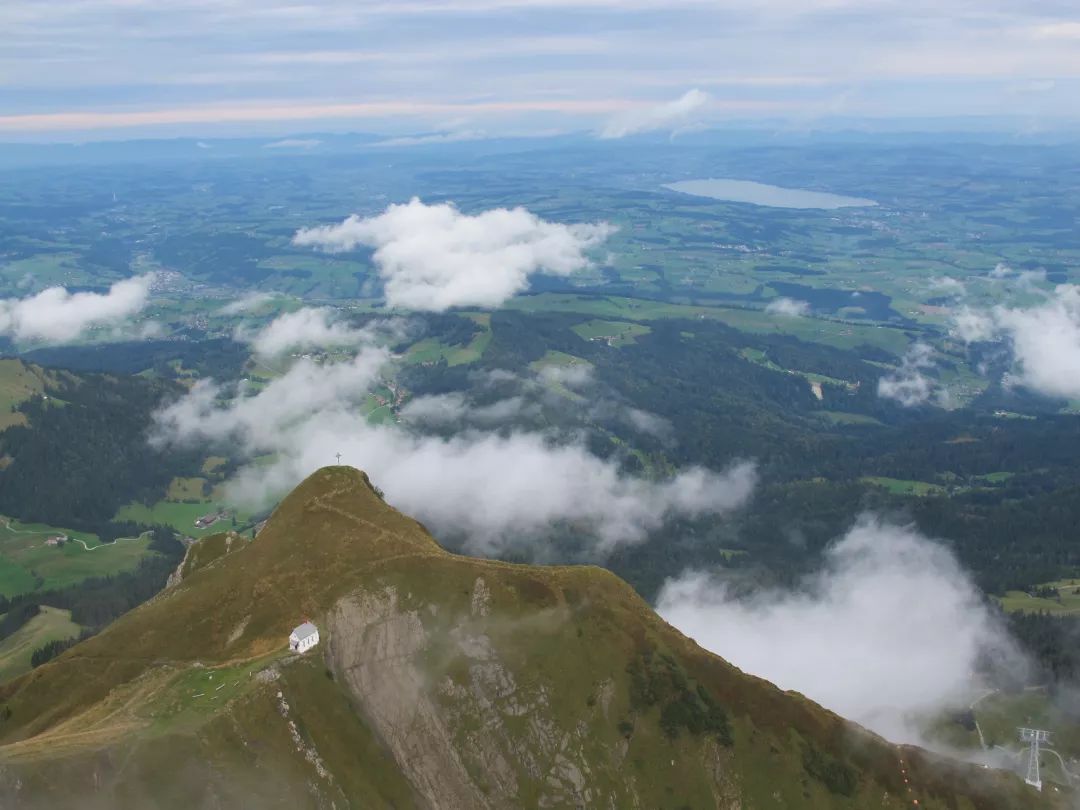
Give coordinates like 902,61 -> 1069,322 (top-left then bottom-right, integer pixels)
194,511 -> 223,529
289,622 -> 319,653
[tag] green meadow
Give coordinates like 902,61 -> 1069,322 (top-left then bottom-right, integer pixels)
860,477 -> 947,496
115,500 -> 248,538
997,579 -> 1080,615
0,517 -> 154,598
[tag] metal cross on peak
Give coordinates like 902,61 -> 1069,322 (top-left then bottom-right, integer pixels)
335,452 -> 342,464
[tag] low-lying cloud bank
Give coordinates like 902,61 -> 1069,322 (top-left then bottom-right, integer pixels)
657,518 -> 1025,745
293,198 -> 615,311
400,361 -> 671,439
372,130 -> 488,147
263,138 -> 322,149
401,391 -> 541,428
953,284 -> 1080,399
599,89 -> 709,139
152,348 -> 391,446
0,274 -> 155,344
153,322 -> 754,554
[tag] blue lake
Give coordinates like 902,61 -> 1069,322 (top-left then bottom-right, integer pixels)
664,178 -> 877,210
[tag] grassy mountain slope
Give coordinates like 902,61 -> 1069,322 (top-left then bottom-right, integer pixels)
0,607 -> 79,682
0,359 -> 74,431
0,467 -> 1063,809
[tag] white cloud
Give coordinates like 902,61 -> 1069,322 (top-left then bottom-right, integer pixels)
7,1 -> 1080,137
463,396 -> 541,425
263,137 -> 322,148
537,362 -> 593,389
598,89 -> 710,139
950,306 -> 996,343
657,517 -> 1026,745
399,392 -> 471,426
877,342 -> 940,407
952,285 -> 1080,399
1031,22 -> 1080,40
235,307 -> 381,358
992,285 -> 1080,399
622,406 -> 671,438
985,263 -> 1046,292
0,274 -> 155,344
293,198 -> 615,311
1015,268 -> 1047,291
152,349 -> 391,449
124,319 -> 165,341
929,276 -> 966,297
238,420 -> 757,554
764,297 -> 810,317
153,347 -> 755,555
219,291 -> 277,315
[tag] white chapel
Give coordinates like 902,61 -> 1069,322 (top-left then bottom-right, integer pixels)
289,621 -> 320,653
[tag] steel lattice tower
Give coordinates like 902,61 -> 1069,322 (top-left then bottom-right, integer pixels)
1018,728 -> 1051,791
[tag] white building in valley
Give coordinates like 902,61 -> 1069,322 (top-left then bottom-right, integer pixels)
289,622 -> 320,653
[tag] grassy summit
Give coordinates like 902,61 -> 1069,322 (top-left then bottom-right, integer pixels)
0,467 -> 1063,808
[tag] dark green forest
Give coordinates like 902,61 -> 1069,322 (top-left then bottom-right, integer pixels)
0,370 -> 203,535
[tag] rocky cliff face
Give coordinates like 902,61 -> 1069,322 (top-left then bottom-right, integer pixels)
328,581 -> 608,808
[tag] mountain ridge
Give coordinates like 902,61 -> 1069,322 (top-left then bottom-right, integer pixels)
0,466 -> 1061,808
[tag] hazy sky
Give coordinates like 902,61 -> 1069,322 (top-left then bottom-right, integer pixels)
2,0 -> 1079,138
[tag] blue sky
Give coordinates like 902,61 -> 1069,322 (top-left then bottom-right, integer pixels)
2,0 -> 1079,140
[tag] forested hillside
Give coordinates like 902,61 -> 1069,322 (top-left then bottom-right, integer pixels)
0,365 -> 203,534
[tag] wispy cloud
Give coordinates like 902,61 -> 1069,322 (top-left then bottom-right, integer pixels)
1031,21 -> 1080,40
4,1 -> 1080,137
400,361 -> 671,439
877,342 -> 944,407
0,99 -> 635,134
219,291 -> 278,314
598,89 -> 710,139
928,276 -> 966,297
